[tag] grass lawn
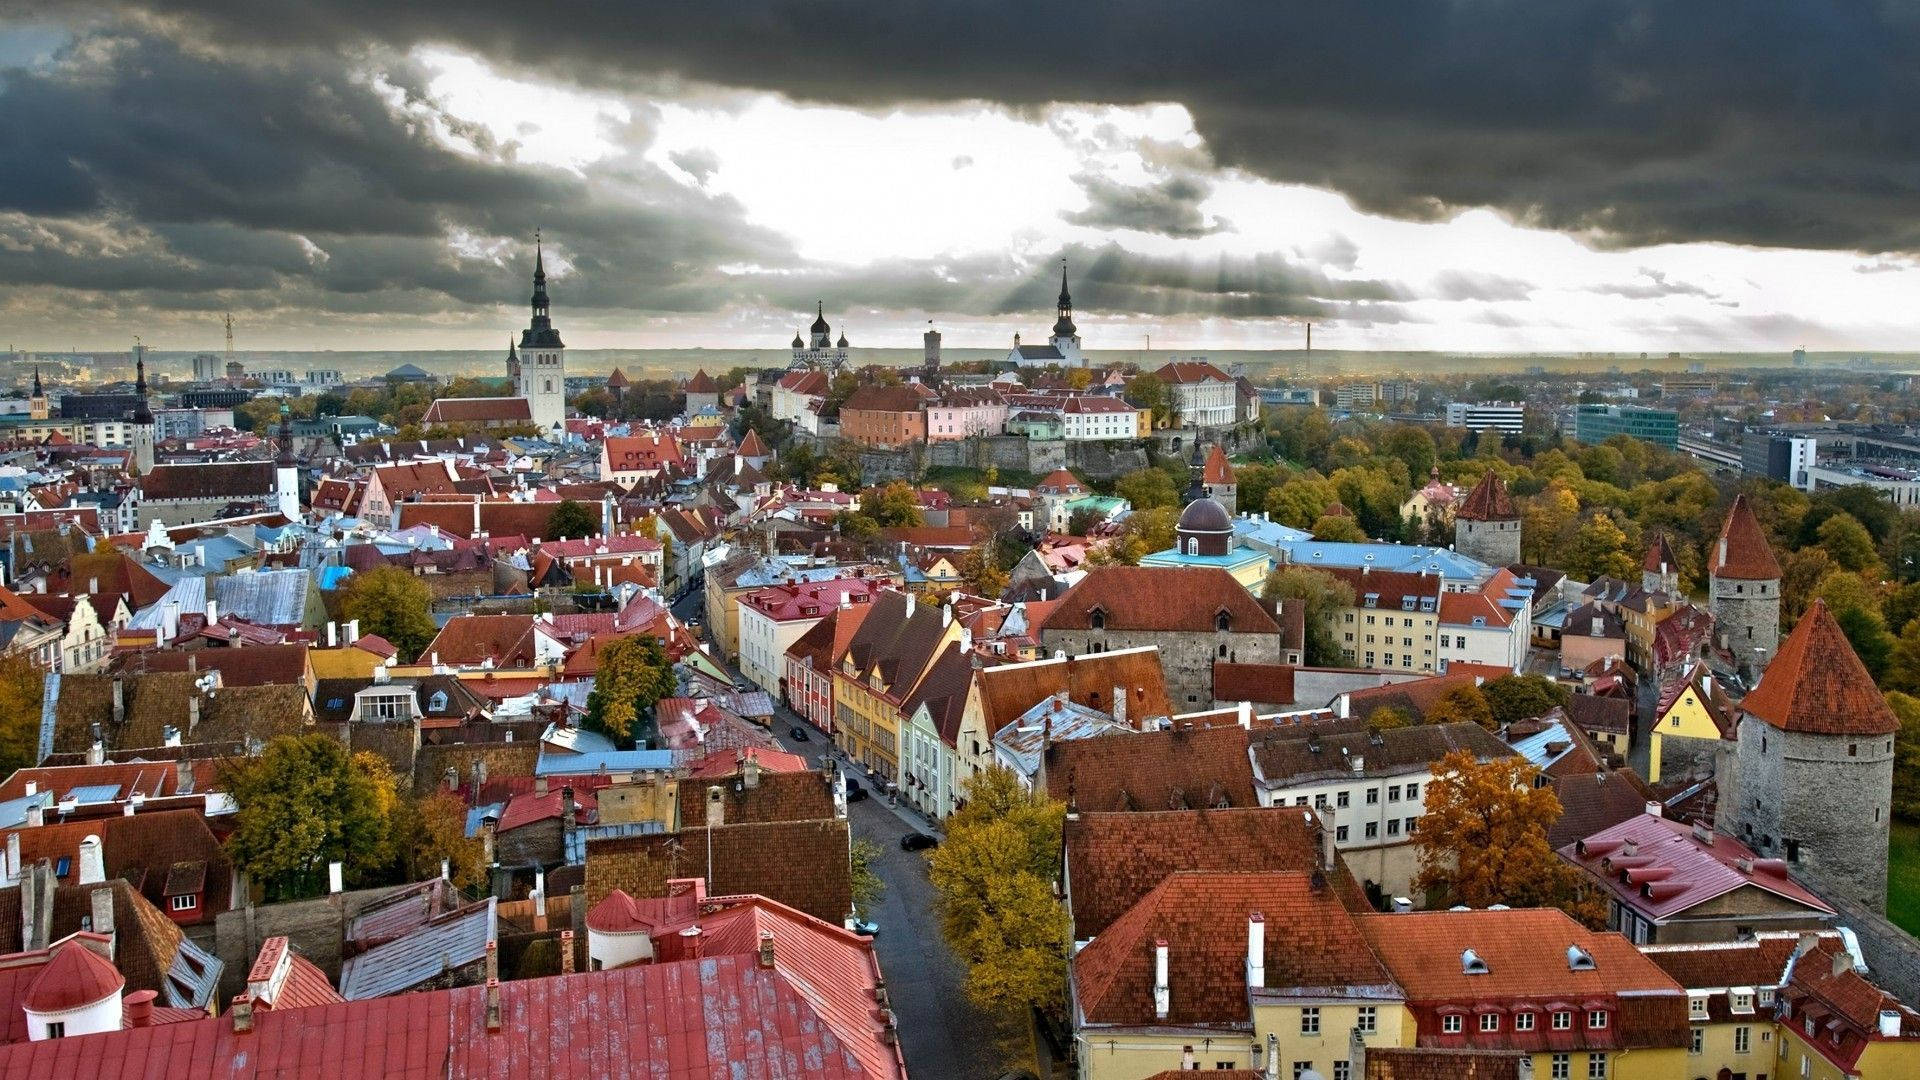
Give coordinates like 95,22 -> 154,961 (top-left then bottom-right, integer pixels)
1888,821 -> 1920,936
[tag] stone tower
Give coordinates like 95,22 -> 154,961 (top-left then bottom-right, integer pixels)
1200,443 -> 1236,517
1708,494 -> 1782,674
1726,600 -> 1896,912
1453,470 -> 1519,567
1642,533 -> 1679,595
515,234 -> 567,433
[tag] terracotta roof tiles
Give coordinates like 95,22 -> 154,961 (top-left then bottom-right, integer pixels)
1455,470 -> 1517,522
1043,723 -> 1256,812
1709,494 -> 1782,580
1740,600 -> 1898,736
1041,566 -> 1280,634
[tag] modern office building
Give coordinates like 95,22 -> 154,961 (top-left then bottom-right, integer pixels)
1444,401 -> 1525,434
1573,403 -> 1679,449
1739,432 -> 1818,491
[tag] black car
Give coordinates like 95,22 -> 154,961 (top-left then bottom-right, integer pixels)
843,778 -> 869,802
788,725 -> 810,742
899,832 -> 939,852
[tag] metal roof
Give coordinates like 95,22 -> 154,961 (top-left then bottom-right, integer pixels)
534,749 -> 675,777
213,568 -> 313,626
339,898 -> 496,1001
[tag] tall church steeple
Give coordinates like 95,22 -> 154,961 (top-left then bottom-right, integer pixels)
1053,260 -> 1077,339
514,231 -> 566,431
129,346 -> 155,473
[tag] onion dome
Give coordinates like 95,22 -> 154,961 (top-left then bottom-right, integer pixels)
810,302 -> 830,335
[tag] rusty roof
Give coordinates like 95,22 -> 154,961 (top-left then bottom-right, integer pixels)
1455,470 -> 1517,521
1041,566 -> 1280,634
1044,723 -> 1256,812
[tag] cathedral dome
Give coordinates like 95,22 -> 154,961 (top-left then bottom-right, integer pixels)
792,332 -> 804,349
1177,496 -> 1232,534
810,302 -> 831,334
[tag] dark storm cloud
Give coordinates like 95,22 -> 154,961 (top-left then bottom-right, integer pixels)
1062,171 -> 1228,238
41,0 -> 1920,253
0,25 -> 795,324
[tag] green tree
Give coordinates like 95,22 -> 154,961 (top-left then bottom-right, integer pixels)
959,543 -> 1010,598
1834,605 -> 1894,682
1887,692 -> 1920,821
1111,506 -> 1178,564
864,482 -> 926,528
927,768 -> 1070,1019
546,499 -> 598,541
1482,674 -> 1572,728
1561,512 -> 1640,582
1425,684 -> 1496,730
1114,467 -> 1180,511
1267,474 -> 1338,529
1887,620 -> 1920,695
225,735 -> 395,901
1815,512 -> 1881,574
1124,373 -> 1176,428
584,635 -> 678,746
0,653 -> 44,777
341,566 -> 438,662
851,837 -> 886,917
1884,584 -> 1920,638
1311,514 -> 1368,542
389,790 -> 487,889
1065,507 -> 1106,536
1261,565 -> 1357,666
1233,462 -> 1283,517
1380,426 -> 1437,481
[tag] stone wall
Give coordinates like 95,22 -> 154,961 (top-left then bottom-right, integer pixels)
1455,517 -> 1522,567
412,740 -> 540,795
1041,627 -> 1282,712
1824,891 -> 1920,1007
212,882 -> 424,1002
1731,718 -> 1893,913
1710,574 -> 1782,674
1063,440 -> 1147,479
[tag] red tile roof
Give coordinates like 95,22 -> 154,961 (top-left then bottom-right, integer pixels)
1042,566 -> 1280,634
22,937 -> 124,1012
1780,932 -> 1920,1070
685,369 -> 717,393
1561,812 -> 1834,922
785,605 -> 872,674
1202,444 -> 1234,485
1210,662 -> 1295,705
243,937 -> 343,1011
1364,1048 -> 1530,1079
1043,723 -> 1256,811
1153,360 -> 1231,384
1073,871 -> 1391,1026
1455,470 -> 1517,521
736,429 -> 768,457
372,461 -> 460,502
602,433 -> 684,472
425,614 -> 537,668
420,396 -> 533,425
1741,600 -> 1898,735
1643,533 -> 1679,573
0,762 -> 185,803
1709,494 -> 1782,580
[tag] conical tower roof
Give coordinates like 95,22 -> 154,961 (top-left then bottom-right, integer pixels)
1455,470 -> 1516,521
1709,494 -> 1782,580
1741,599 -> 1897,735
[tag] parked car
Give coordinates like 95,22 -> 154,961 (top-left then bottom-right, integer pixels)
899,832 -> 939,852
850,916 -> 879,936
843,778 -> 869,802
788,725 -> 810,742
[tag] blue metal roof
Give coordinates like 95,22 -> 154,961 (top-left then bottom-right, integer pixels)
534,749 -> 676,777
65,784 -> 124,804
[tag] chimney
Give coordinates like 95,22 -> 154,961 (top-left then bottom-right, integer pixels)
327,861 -> 343,894
535,774 -> 549,798
742,755 -> 762,790
347,618 -> 360,642
484,940 -> 498,983
1181,1047 -> 1195,1071
124,989 -> 156,1028
1833,950 -> 1853,978
905,593 -> 915,619
327,621 -> 338,648
3,832 -> 16,885
111,679 -> 125,726
484,979 -> 502,1033
1880,1010 -> 1903,1038
176,758 -> 195,794
25,800 -> 42,828
1152,939 -> 1170,1019
1264,1033 -> 1280,1080
706,786 -> 725,827
1645,801 -> 1663,818
231,994 -> 254,1034
560,929 -> 576,975
680,925 -> 704,959
188,694 -> 200,733
1318,809 -> 1337,870
205,599 -> 218,626
77,835 -> 105,885
757,930 -> 776,969
1246,912 -> 1266,989
1718,537 -> 1728,567
90,885 -> 116,951
1796,931 -> 1822,957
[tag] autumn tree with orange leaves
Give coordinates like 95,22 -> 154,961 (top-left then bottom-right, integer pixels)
1414,750 -> 1604,925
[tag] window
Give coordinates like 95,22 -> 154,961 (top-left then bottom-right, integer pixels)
1731,991 -> 1754,1014
1735,1026 -> 1751,1054
1690,1027 -> 1704,1054
1800,1053 -> 1810,1077
1587,1010 -> 1608,1030
1442,1015 -> 1463,1034
1357,1006 -> 1376,1034
1336,825 -> 1349,842
1479,1013 -> 1500,1032
1388,785 -> 1402,801
1689,995 -> 1709,1020
1366,788 -> 1379,805
1758,989 -> 1775,1007
170,894 -> 197,912
1332,1065 -> 1350,1080
1090,609 -> 1105,630
1549,1054 -> 1570,1080
1405,816 -> 1419,834
1387,818 -> 1401,837
1364,822 -> 1379,839
1405,782 -> 1419,800
1301,1007 -> 1320,1035
1552,1011 -> 1572,1030
1514,1011 -> 1535,1032
1587,1053 -> 1607,1079
1216,611 -> 1232,632
1293,1065 -> 1313,1080
1187,538 -> 1198,556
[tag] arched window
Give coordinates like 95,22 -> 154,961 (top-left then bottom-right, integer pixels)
1186,538 -> 1198,556
1215,611 -> 1231,632
1090,608 -> 1106,630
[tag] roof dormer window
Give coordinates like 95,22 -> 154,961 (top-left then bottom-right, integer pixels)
1215,611 -> 1231,632
1462,948 -> 1489,975
1568,945 -> 1596,971
1090,607 -> 1106,630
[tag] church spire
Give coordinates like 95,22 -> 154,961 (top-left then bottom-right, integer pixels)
131,349 -> 153,425
31,366 -> 41,397
277,403 -> 295,467
1053,259 -> 1077,339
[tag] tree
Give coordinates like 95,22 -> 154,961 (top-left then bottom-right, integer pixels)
0,653 -> 43,777
927,768 -> 1070,1019
851,837 -> 886,917
225,735 -> 395,901
1425,684 -> 1495,730
390,790 -> 487,889
1884,583 -> 1920,638
1888,620 -> 1920,695
1363,705 -> 1416,730
1816,512 -> 1881,574
1380,426 -> 1437,481
584,635 -> 678,746
546,499 -> 598,542
959,543 -> 1010,598
1114,467 -> 1180,511
1066,507 -> 1106,537
1415,751 -> 1603,923
1311,514 -> 1368,542
1887,693 -> 1920,821
1834,605 -> 1894,682
1112,506 -> 1177,564
340,566 -> 437,662
1781,548 -> 1837,622
864,482 -> 926,528
1262,565 -> 1357,666
1124,373 -> 1176,428
1561,512 -> 1640,582
1267,474 -> 1338,529
1482,674 -> 1571,728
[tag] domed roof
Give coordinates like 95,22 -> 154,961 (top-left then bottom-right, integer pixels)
24,940 -> 124,1013
809,302 -> 830,334
836,331 -> 849,348
1053,313 -> 1077,338
1177,496 -> 1232,534
791,332 -> 804,349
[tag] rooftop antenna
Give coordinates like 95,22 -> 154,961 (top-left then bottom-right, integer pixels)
224,313 -> 234,357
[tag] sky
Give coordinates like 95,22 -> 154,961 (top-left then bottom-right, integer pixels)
1,3 -> 1918,354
